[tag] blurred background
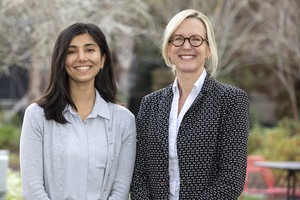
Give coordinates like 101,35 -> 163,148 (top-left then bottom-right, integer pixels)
0,0 -> 299,199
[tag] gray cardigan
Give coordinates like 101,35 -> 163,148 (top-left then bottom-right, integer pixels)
20,102 -> 136,200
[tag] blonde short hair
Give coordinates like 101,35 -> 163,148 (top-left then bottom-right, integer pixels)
161,9 -> 218,76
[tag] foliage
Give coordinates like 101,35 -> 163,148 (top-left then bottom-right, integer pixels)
250,119 -> 300,161
277,118 -> 300,136
249,108 -> 263,130
10,114 -> 23,128
240,195 -> 266,200
150,67 -> 174,92
238,195 -> 266,200
0,124 -> 21,152
6,169 -> 22,200
247,124 -> 265,155
248,119 -> 300,186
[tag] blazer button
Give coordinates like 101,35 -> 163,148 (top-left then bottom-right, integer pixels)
182,180 -> 189,187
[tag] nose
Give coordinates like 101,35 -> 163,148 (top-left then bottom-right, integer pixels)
182,38 -> 191,49
78,50 -> 87,62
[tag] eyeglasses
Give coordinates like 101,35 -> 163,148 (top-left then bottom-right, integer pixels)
168,34 -> 209,47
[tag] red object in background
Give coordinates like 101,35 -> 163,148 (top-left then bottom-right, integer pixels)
240,155 -> 300,200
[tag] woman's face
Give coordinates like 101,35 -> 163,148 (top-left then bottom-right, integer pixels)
168,18 -> 211,78
65,33 -> 105,86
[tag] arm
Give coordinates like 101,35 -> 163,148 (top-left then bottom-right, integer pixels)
130,97 -> 151,200
108,113 -> 136,200
20,104 -> 51,200
199,90 -> 250,199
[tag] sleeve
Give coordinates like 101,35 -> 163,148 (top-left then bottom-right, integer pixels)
130,97 -> 151,200
108,112 -> 137,200
199,89 -> 250,199
20,105 -> 51,200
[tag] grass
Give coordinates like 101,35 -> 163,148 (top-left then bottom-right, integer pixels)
239,195 -> 266,200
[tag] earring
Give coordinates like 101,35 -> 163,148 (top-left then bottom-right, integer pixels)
205,58 -> 208,62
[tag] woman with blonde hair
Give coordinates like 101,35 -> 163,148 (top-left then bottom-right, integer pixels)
131,9 -> 249,199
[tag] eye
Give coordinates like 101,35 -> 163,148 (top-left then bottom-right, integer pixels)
191,36 -> 201,41
67,50 -> 76,54
86,49 -> 95,52
173,36 -> 183,41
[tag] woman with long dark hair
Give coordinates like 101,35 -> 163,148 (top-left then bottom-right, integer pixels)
20,23 -> 136,200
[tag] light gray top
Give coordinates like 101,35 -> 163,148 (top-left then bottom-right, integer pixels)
63,91 -> 108,200
20,92 -> 136,200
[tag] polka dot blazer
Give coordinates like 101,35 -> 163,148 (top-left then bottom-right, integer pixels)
130,73 -> 250,200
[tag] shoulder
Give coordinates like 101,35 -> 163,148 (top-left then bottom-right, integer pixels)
108,103 -> 136,140
22,103 -> 47,132
142,84 -> 172,103
208,79 -> 249,111
211,79 -> 248,99
108,102 -> 135,122
24,103 -> 45,118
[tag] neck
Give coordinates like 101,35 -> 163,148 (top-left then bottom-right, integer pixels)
176,75 -> 197,97
71,86 -> 96,110
176,68 -> 205,97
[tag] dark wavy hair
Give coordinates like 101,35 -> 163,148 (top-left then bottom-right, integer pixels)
37,23 -> 117,124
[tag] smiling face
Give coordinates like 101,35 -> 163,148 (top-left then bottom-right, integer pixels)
65,33 -> 105,87
168,18 -> 211,78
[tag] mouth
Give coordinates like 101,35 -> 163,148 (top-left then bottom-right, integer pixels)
180,55 -> 195,59
75,66 -> 92,71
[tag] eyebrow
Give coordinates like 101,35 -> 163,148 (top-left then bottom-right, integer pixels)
68,43 -> 97,48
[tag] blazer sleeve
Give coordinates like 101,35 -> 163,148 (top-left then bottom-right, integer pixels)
199,89 -> 250,199
130,97 -> 151,200
20,104 -> 51,200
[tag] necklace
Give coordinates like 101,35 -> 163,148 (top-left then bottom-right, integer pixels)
79,108 -> 93,117
75,92 -> 96,118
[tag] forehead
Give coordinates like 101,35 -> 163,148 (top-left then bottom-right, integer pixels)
174,18 -> 207,37
69,33 -> 97,46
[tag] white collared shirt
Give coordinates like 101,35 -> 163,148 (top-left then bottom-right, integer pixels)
169,70 -> 206,199
63,89 -> 110,200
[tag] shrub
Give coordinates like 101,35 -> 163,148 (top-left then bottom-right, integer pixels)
251,119 -> 300,161
248,119 -> 300,186
6,169 -> 22,200
247,124 -> 265,155
0,124 -> 21,152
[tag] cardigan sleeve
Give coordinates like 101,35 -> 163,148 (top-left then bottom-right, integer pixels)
108,109 -> 136,200
198,89 -> 250,199
20,104 -> 51,200
130,97 -> 151,200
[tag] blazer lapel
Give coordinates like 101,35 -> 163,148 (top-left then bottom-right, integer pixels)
178,74 -> 216,141
156,85 -> 173,159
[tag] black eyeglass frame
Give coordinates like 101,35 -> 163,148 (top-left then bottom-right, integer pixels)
168,34 -> 209,47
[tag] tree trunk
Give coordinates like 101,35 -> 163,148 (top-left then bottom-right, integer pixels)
28,54 -> 42,105
286,68 -> 299,123
114,35 -> 135,105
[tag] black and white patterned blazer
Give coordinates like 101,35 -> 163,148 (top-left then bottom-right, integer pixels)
130,73 -> 250,200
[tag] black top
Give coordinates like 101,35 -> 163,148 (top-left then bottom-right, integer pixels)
131,73 -> 250,200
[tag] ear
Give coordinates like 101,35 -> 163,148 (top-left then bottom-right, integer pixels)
206,47 -> 211,59
100,54 -> 106,69
167,45 -> 171,58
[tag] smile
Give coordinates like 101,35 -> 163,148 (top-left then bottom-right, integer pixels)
75,66 -> 91,70
180,55 -> 195,59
